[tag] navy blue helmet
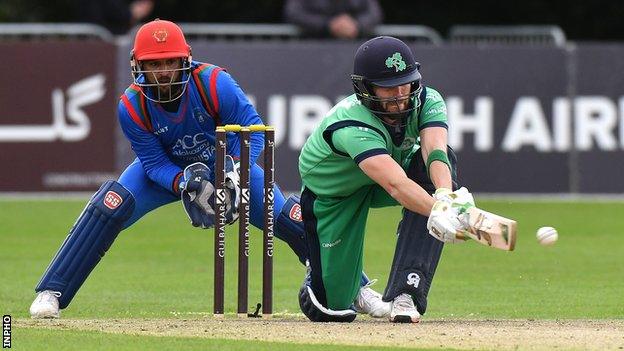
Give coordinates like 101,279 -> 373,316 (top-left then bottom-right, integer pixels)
351,36 -> 422,125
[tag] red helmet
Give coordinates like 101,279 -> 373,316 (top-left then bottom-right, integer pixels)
132,19 -> 190,61
130,19 -> 193,103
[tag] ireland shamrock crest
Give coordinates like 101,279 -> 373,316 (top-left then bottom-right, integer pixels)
385,52 -> 407,72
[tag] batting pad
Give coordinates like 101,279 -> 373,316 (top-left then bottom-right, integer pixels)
380,146 -> 457,314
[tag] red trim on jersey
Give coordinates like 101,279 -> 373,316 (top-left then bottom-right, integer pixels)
121,94 -> 148,131
208,67 -> 223,115
136,88 -> 153,132
127,85 -> 141,94
125,84 -> 153,132
172,171 -> 184,194
192,64 -> 217,118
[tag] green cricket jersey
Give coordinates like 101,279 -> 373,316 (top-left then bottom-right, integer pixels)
299,86 -> 448,198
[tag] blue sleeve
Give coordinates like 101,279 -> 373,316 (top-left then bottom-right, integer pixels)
117,103 -> 183,193
215,71 -> 265,165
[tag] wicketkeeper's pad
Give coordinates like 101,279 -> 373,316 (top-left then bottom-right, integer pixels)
35,180 -> 135,308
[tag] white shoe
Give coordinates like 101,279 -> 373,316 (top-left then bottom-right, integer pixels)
353,279 -> 391,318
389,293 -> 420,323
30,290 -> 61,319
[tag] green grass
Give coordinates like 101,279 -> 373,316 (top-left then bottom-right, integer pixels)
1,198 -> 623,349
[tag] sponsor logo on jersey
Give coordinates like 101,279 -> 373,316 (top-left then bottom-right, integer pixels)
289,203 -> 302,222
103,191 -> 123,209
153,126 -> 169,135
174,133 -> 207,150
426,106 -> 447,115
171,133 -> 215,162
321,238 -> 342,248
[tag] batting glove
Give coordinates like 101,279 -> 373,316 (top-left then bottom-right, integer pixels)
428,187 -> 476,243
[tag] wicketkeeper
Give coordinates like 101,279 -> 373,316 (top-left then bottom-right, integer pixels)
298,36 -> 475,323
28,19 -> 331,318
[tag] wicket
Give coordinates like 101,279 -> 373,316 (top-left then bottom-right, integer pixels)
214,124 -> 275,318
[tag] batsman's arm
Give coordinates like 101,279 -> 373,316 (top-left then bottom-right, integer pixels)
359,154 -> 434,216
420,126 -> 452,190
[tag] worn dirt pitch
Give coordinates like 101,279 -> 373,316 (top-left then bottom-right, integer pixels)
20,317 -> 624,350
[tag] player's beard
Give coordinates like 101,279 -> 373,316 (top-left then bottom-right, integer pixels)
157,83 -> 182,100
152,73 -> 183,101
380,97 -> 410,125
381,97 -> 409,113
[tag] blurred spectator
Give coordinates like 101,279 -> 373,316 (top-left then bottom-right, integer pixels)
284,0 -> 383,39
77,0 -> 154,35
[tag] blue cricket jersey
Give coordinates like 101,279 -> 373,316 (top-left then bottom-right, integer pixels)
118,61 -> 264,194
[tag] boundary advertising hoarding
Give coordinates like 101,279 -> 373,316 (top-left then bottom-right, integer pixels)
3,40 -> 624,193
0,41 -> 117,191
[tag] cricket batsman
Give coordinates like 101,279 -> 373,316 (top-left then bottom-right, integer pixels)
28,19 -> 391,319
298,36 -> 475,323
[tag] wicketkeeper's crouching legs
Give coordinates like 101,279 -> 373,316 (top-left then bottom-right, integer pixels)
31,160 -> 179,317
382,146 -> 459,314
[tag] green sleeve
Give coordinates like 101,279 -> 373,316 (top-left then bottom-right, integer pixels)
418,87 -> 448,130
331,126 -> 389,163
370,184 -> 399,208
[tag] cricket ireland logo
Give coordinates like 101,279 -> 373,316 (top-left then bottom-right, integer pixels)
385,52 -> 407,72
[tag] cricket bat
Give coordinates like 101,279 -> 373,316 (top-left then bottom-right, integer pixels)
460,206 -> 517,251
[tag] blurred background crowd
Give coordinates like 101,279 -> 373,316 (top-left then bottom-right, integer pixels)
1,0 -> 624,41
3,0 -> 624,195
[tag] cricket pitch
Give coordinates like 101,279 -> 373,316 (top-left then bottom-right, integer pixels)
20,317 -> 624,350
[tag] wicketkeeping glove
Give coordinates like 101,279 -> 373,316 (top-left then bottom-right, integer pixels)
181,162 -> 216,229
222,155 -> 240,224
